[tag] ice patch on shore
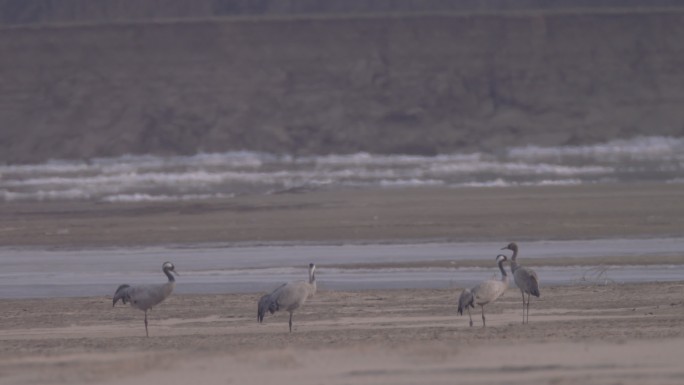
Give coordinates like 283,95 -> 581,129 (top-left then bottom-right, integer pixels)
0,136 -> 682,202
102,193 -> 235,203
509,136 -> 684,162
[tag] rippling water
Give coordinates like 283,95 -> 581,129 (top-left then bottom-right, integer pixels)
1,136 -> 683,202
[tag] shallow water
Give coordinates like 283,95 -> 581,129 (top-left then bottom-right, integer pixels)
1,238 -> 682,298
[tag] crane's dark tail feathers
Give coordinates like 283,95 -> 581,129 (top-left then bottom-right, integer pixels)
530,277 -> 541,297
257,294 -> 268,323
457,289 -> 474,316
257,294 -> 279,323
112,284 -> 131,307
531,287 -> 540,297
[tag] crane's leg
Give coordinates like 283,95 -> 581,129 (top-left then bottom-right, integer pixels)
467,307 -> 473,327
144,310 -> 149,337
481,306 -> 486,327
520,289 -> 526,324
289,312 -> 293,333
526,293 -> 531,324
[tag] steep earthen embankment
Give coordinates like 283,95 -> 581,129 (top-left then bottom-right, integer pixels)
1,9 -> 683,163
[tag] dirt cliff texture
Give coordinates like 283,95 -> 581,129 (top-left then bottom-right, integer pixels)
1,8 -> 684,163
3,0 -> 683,25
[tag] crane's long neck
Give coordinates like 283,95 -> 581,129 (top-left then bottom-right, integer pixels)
498,260 -> 508,279
163,267 -> 175,282
510,245 -> 519,272
498,259 -> 511,287
510,258 -> 519,273
308,268 -> 317,294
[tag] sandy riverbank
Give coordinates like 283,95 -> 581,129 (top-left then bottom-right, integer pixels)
2,183 -> 684,383
1,282 -> 683,384
2,183 -> 684,247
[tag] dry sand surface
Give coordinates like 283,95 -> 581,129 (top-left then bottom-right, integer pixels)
1,283 -> 684,385
2,183 -> 684,384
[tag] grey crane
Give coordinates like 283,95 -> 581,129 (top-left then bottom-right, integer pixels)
502,242 -> 540,324
257,263 -> 317,332
457,255 -> 510,327
112,261 -> 178,337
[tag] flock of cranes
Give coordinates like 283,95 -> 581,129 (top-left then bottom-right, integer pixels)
112,243 -> 538,336
457,243 -> 540,327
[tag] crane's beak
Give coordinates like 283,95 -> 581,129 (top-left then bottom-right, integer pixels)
173,269 -> 179,276
500,246 -> 508,250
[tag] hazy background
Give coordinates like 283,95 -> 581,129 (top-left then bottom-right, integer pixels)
1,0 -> 684,165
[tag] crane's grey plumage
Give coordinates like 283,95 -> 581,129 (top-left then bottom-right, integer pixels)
257,263 -> 317,332
502,242 -> 540,324
113,261 -> 178,337
457,255 -> 509,327
258,282 -> 286,319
